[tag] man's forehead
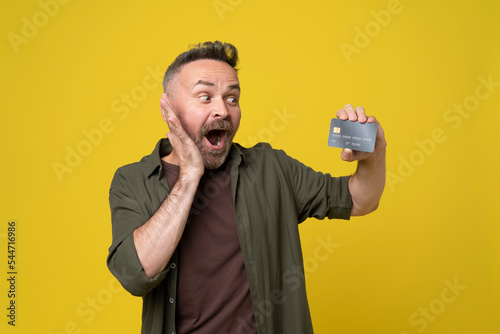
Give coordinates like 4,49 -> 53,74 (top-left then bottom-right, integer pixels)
178,59 -> 239,87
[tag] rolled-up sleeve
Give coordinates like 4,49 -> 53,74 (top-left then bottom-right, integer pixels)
107,169 -> 169,296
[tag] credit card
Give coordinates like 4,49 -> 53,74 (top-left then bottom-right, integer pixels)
328,119 -> 377,152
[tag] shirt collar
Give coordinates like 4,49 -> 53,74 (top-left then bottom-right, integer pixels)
146,138 -> 246,179
145,138 -> 172,179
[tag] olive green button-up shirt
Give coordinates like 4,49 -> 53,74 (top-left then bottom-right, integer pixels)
107,138 -> 352,334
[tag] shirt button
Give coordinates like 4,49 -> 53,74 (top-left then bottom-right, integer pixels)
169,298 -> 174,304
170,263 -> 176,269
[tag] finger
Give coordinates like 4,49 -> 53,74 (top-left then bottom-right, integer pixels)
366,115 -> 378,124
342,148 -> 372,162
356,106 -> 367,123
166,131 -> 175,145
167,116 -> 197,149
344,104 -> 357,121
336,108 -> 348,120
368,116 -> 387,151
167,116 -> 185,139
166,125 -> 188,155
166,131 -> 179,150
341,148 -> 354,162
165,131 -> 185,163
166,129 -> 184,150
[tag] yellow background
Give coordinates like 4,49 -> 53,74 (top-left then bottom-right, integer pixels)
1,0 -> 499,333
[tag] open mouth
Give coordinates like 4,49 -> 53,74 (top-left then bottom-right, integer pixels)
204,129 -> 226,150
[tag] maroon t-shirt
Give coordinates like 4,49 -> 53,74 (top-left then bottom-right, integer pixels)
162,159 -> 257,334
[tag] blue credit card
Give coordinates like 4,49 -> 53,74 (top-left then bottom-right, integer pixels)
328,119 -> 377,152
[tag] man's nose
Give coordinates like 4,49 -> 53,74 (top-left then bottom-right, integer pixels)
211,97 -> 229,119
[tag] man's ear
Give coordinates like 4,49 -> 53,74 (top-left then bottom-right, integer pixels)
160,101 -> 168,123
160,93 -> 173,123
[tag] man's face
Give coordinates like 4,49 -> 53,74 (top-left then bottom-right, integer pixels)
165,59 -> 241,170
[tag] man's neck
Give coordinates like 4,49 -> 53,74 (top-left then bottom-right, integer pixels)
162,151 -> 179,166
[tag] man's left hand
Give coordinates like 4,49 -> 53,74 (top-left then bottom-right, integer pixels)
336,104 -> 387,162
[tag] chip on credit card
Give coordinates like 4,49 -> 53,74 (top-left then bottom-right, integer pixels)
328,118 -> 377,152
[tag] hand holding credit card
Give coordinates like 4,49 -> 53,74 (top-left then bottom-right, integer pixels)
328,118 -> 377,153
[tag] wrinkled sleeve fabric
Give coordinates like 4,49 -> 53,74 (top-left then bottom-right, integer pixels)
107,167 -> 169,297
274,148 -> 352,223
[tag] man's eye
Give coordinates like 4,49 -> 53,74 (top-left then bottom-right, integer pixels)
227,97 -> 237,104
200,95 -> 210,102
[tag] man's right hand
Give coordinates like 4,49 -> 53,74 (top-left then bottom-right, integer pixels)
160,93 -> 204,180
133,95 -> 205,279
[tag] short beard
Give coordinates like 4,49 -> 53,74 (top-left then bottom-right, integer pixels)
177,115 -> 236,170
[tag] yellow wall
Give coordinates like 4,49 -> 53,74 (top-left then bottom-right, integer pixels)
1,0 -> 499,333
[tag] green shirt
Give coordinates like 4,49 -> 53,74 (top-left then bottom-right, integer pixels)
107,138 -> 352,334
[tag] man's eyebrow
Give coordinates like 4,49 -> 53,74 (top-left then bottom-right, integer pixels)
192,80 -> 240,92
228,83 -> 240,92
193,80 -> 215,87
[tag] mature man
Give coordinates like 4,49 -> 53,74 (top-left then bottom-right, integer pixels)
107,41 -> 386,334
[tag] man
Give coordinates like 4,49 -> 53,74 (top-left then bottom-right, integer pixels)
107,41 -> 386,333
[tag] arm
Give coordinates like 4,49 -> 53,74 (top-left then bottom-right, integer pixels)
336,104 -> 387,216
133,171 -> 199,278
133,94 -> 204,278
